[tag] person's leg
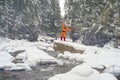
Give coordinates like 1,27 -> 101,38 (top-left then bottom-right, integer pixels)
60,36 -> 62,41
64,37 -> 66,41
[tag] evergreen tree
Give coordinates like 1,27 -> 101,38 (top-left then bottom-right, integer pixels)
65,0 -> 120,46
0,0 -> 61,41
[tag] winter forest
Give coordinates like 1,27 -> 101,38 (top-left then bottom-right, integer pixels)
0,0 -> 120,80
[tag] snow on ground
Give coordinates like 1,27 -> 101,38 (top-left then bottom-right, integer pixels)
96,73 -> 118,80
55,40 -> 120,78
49,64 -> 99,80
0,51 -> 15,70
104,65 -> 120,76
58,47 -> 120,68
49,64 -> 118,80
56,40 -> 120,66
24,47 -> 59,67
0,36 -> 58,70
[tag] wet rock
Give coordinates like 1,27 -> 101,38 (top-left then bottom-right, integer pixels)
0,68 -> 4,71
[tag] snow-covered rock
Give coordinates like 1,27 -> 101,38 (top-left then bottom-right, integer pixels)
49,64 -> 118,80
57,51 -> 84,62
86,48 -> 120,67
54,40 -> 85,53
57,53 -> 64,58
0,51 -> 15,70
104,65 -> 120,76
62,51 -> 72,59
15,51 -> 27,62
10,63 -> 32,71
96,73 -> 117,80
104,40 -> 118,49
47,47 -> 54,51
49,64 -> 100,80
24,47 -> 59,67
83,46 -> 100,54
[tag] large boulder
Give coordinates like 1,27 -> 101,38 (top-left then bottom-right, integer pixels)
53,41 -> 84,54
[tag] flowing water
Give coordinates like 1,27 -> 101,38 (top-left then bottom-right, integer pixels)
0,51 -> 82,80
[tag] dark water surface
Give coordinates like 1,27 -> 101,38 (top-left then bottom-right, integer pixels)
0,63 -> 77,80
0,51 -> 79,80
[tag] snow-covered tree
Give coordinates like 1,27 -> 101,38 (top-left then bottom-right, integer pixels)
0,0 -> 61,41
65,0 -> 120,46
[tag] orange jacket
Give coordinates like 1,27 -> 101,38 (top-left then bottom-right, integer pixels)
60,22 -> 72,37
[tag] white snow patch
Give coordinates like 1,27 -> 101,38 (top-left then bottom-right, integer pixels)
96,73 -> 117,80
15,51 -> 27,62
24,47 -> 58,67
0,51 -> 15,70
47,47 -> 54,51
49,64 -> 118,80
104,65 -> 120,76
10,63 -> 32,71
85,48 -> 120,67
49,64 -> 99,80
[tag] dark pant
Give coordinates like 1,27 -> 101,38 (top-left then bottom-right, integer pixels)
60,36 -> 66,41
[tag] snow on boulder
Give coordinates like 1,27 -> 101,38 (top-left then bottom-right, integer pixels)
96,73 -> 117,80
104,65 -> 120,76
57,51 -> 84,62
54,40 -> 85,54
37,46 -> 47,50
0,51 -> 15,70
24,47 -> 59,67
59,51 -> 73,59
49,64 -> 99,80
70,64 -> 99,78
83,46 -> 100,54
35,41 -> 52,50
47,47 -> 54,51
10,63 -> 32,71
15,52 -> 27,60
84,48 -> 120,68
13,51 -> 27,63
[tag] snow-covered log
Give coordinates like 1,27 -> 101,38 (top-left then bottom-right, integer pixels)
53,41 -> 85,54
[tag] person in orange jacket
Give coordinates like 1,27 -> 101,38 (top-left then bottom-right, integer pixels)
60,22 -> 72,41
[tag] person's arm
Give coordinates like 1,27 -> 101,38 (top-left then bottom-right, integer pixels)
66,28 -> 72,31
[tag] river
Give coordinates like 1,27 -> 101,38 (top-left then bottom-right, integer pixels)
0,50 -> 82,80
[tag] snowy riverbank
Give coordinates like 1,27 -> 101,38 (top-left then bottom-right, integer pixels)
0,36 -> 120,80
0,36 -> 59,71
51,40 -> 120,80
